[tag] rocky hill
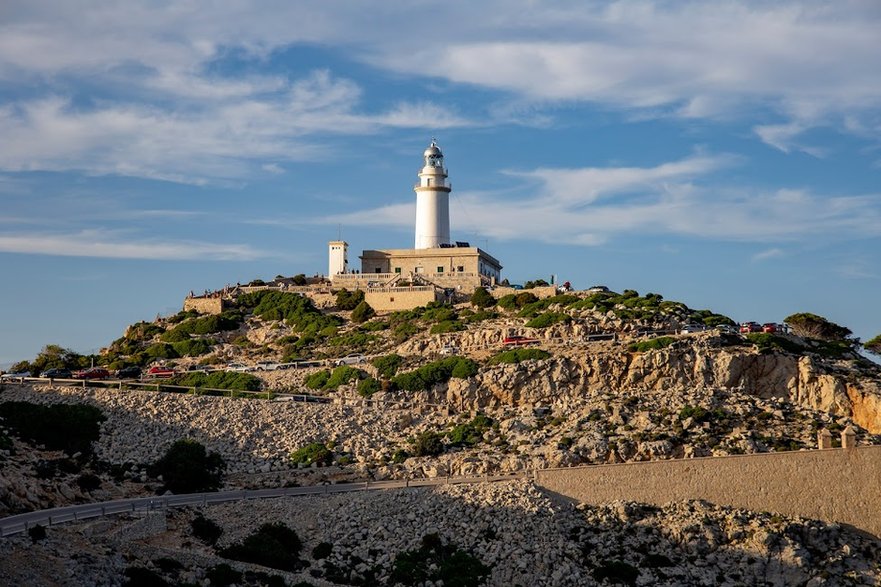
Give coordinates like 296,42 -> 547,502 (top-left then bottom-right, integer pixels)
2,286 -> 880,585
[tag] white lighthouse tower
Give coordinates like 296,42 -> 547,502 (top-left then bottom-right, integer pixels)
414,139 -> 451,249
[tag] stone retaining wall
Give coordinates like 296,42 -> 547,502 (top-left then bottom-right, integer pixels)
535,445 -> 881,537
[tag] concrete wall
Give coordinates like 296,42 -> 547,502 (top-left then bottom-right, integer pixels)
365,288 -> 440,312
183,297 -> 226,315
535,446 -> 881,538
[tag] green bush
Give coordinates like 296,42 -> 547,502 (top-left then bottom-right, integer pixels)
392,449 -> 410,464
470,287 -> 495,308
175,371 -> 262,391
411,431 -> 444,457
290,442 -> 333,466
448,414 -> 494,447
866,335 -> 881,356
358,377 -> 381,397
335,288 -> 365,311
327,331 -> 377,350
218,522 -> 302,572
389,534 -> 491,587
360,320 -> 389,332
525,312 -> 570,328
627,337 -> 676,352
0,402 -> 105,455
351,300 -> 375,323
392,321 -> 419,343
489,348 -> 551,364
372,354 -> 404,378
325,365 -> 363,389
746,333 -> 805,354
430,320 -> 465,334
127,321 -> 166,339
172,338 -> 213,357
159,328 -> 192,343
784,312 -> 853,342
28,524 -> 47,543
392,357 -> 479,392
191,514 -> 223,545
148,439 -> 225,493
304,370 -> 330,390
238,291 -> 341,336
145,343 -> 179,360
524,279 -> 550,289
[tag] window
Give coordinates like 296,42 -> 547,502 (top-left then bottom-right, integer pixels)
394,267 -> 402,274
375,267 -> 381,273
437,266 -> 444,273
457,266 -> 464,272
390,297 -> 394,302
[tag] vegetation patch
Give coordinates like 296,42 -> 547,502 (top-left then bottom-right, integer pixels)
372,354 -> 404,378
392,357 -> 479,392
489,348 -> 551,364
335,289 -> 365,310
784,312 -> 853,342
389,533 -> 491,587
448,414 -> 494,447
592,560 -> 639,586
469,286 -> 495,308
746,333 -> 805,354
304,370 -> 331,390
171,338 -> 214,357
525,311 -> 571,328
430,320 -> 466,334
411,431 -> 445,457
350,300 -> 375,323
290,442 -> 333,466
148,439 -> 225,493
627,337 -> 676,353
191,514 -> 224,545
357,377 -> 381,397
497,292 -> 539,311
174,371 -> 262,391
0,401 -> 105,455
218,522 -> 303,571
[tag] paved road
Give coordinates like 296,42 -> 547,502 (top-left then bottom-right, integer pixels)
0,473 -> 529,537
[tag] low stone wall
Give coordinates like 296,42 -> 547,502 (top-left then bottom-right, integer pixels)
183,297 -> 226,315
366,288 -> 440,312
491,286 -> 558,299
535,445 -> 881,537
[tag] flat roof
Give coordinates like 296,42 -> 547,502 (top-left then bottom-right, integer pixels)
360,247 -> 502,269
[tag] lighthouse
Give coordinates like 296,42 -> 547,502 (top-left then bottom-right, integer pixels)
414,139 -> 451,249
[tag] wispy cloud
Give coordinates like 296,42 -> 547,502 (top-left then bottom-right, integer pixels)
0,230 -> 267,260
321,155 -> 881,245
752,248 -> 785,262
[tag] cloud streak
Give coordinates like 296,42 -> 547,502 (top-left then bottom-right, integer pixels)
0,230 -> 267,261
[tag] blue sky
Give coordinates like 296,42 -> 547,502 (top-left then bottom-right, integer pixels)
1,1 -> 880,367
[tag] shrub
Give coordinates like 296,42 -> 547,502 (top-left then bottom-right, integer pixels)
304,370 -> 330,390
358,377 -> 381,397
172,338 -> 213,357
28,524 -> 47,543
290,442 -> 333,466
350,300 -> 375,323
525,312 -> 571,328
392,449 -> 410,464
206,564 -> 242,587
392,321 -> 419,343
325,365 -> 363,389
784,313 -> 853,342
145,343 -> 179,360
627,337 -> 676,352
360,320 -> 389,332
430,320 -> 465,334
0,402 -> 105,455
489,348 -> 551,364
746,333 -> 805,354
523,279 -> 549,289
218,523 -> 302,571
335,288 -> 365,311
470,287 -> 495,308
175,371 -> 262,391
148,439 -> 225,493
866,335 -> 881,356
411,431 -> 444,457
292,274 -> 307,286
448,414 -> 494,447
372,354 -> 404,378
312,542 -> 333,560
392,357 -> 478,392
192,514 -> 223,545
76,473 -> 102,492
389,534 -> 491,587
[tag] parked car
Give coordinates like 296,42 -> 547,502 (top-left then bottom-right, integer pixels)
73,367 -> 111,380
739,322 -> 762,334
503,335 -> 540,347
716,324 -> 740,335
762,323 -> 779,334
225,362 -> 252,372
115,366 -> 142,379
0,371 -> 31,380
255,360 -> 281,371
586,285 -> 611,294
146,365 -> 175,378
438,345 -> 460,356
680,324 -> 706,334
335,353 -> 366,366
41,368 -> 72,379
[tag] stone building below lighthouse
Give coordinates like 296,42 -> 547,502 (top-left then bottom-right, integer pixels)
329,140 -> 502,310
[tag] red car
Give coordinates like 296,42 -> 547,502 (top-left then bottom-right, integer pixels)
146,366 -> 175,379
72,367 -> 111,380
762,323 -> 779,333
739,322 -> 762,334
503,335 -> 540,347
